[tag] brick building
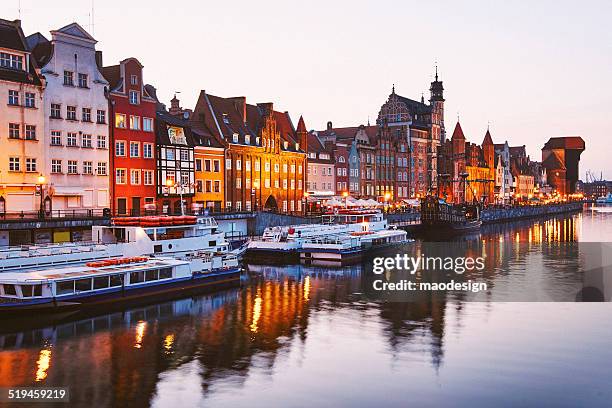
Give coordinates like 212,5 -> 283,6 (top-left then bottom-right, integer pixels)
541,137 -> 585,195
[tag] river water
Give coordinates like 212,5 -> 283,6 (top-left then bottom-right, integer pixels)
0,205 -> 611,407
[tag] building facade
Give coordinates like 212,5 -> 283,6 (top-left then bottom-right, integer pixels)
29,23 -> 110,213
0,19 -> 45,215
541,137 -> 585,195
103,57 -> 157,215
192,128 -> 225,212
191,91 -> 307,213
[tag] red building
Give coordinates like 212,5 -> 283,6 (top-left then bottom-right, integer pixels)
102,58 -> 157,215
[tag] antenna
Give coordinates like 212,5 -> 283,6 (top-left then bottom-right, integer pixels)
91,0 -> 95,36
18,0 -> 21,19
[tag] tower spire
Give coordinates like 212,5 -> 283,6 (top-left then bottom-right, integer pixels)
435,63 -> 438,81
392,83 -> 395,95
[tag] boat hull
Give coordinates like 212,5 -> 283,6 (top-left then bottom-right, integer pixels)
0,268 -> 242,317
419,220 -> 482,237
300,241 -> 412,266
244,248 -> 300,264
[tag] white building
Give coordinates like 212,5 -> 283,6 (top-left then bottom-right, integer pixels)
0,19 -> 46,214
28,23 -> 110,213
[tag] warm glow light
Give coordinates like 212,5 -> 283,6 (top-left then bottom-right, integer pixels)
384,193 -> 391,201
342,191 -> 349,197
165,178 -> 174,187
135,321 -> 147,349
35,348 -> 52,382
303,275 -> 311,301
164,334 -> 175,352
37,175 -> 46,184
250,295 -> 262,333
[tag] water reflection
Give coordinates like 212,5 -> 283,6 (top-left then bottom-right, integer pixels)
0,209 -> 610,407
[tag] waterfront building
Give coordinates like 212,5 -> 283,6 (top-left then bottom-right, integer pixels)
191,127 -> 225,212
155,109 -> 195,214
102,57 -> 157,215
28,23 -> 110,213
376,70 -> 445,199
0,19 -> 45,216
541,137 -> 585,195
306,133 -> 336,198
494,141 -> 513,202
190,91 -> 307,213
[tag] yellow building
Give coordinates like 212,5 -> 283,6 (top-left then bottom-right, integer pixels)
465,165 -> 495,203
192,129 -> 225,212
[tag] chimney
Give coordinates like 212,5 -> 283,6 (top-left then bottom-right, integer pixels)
257,102 -> 273,116
229,97 -> 247,123
169,94 -> 181,116
95,51 -> 103,70
327,121 -> 333,131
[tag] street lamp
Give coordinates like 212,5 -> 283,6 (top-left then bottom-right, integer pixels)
36,174 -> 46,218
384,192 -> 391,212
303,192 -> 309,215
342,191 -> 349,208
166,178 -> 185,216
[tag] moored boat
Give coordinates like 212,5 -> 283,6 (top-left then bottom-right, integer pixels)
420,195 -> 482,236
595,193 -> 612,204
0,255 -> 241,316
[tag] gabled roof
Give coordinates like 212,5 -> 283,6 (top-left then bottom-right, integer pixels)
542,137 -> 585,151
155,110 -> 196,147
396,94 -> 432,115
0,19 -> 43,86
0,19 -> 27,50
451,122 -> 465,140
52,22 -> 97,43
296,116 -> 307,133
316,125 -> 378,143
483,129 -> 494,146
101,64 -> 121,90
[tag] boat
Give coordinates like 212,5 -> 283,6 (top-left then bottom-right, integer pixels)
0,216 -> 231,272
299,226 -> 411,266
420,195 -> 482,236
0,255 -> 241,316
596,193 -> 612,204
245,209 -> 391,263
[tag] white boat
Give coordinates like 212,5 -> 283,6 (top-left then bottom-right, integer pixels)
596,193 -> 612,204
0,216 -> 231,272
299,226 -> 410,266
0,255 -> 241,316
245,209 -> 390,262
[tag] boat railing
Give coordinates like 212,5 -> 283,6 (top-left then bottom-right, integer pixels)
0,241 -> 110,259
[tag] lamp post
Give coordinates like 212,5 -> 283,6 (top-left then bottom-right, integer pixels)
384,192 -> 391,213
166,178 -> 185,216
342,191 -> 349,209
37,174 -> 46,218
303,192 -> 309,215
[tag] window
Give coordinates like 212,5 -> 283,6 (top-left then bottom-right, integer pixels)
8,90 -> 19,105
131,75 -> 138,85
0,52 -> 23,70
94,276 -> 109,290
291,164 -> 295,173
67,160 -> 78,174
51,159 -> 62,173
130,169 -> 141,185
166,149 -> 175,160
274,163 -> 279,173
236,178 -> 242,188
144,170 -> 154,185
56,281 -> 74,295
245,135 -> 250,144
115,141 -> 126,156
233,134 -> 238,143
129,90 -> 139,104
245,160 -> 250,171
274,180 -> 279,188
51,131 -> 62,145
25,125 -> 36,140
213,160 -> 220,172
195,159 -> 202,172
78,73 -> 88,88
195,179 -> 203,192
265,162 -> 270,172
181,171 -> 190,185
115,114 -> 126,128
83,161 -> 93,174
283,179 -> 288,189
97,110 -> 106,124
214,181 -> 220,192
291,180 -> 295,190
25,158 -> 37,172
97,135 -> 107,149
298,165 -> 302,174
203,159 -> 211,172
110,275 -> 123,287
97,162 -> 107,175
116,169 -> 126,184
130,142 -> 140,157
130,115 -> 140,130
143,117 -> 153,132
82,134 -> 92,148
246,178 -> 251,189
67,132 -> 77,147
254,160 -> 260,171
25,92 -> 35,108
67,106 -> 77,120
226,159 -> 232,170
63,70 -> 74,86
143,143 -> 153,158
204,180 -> 211,193
283,163 -> 288,173
264,179 -> 270,188
9,157 -> 20,171
236,159 -> 242,170
8,123 -> 19,139
180,150 -> 189,161
82,108 -> 91,122
51,103 -> 61,118
246,201 -> 251,211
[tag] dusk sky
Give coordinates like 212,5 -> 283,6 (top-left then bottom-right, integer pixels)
8,0 -> 611,179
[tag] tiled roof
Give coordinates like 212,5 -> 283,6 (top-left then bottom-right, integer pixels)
542,137 -> 585,151
0,19 -> 27,50
155,110 -> 196,147
101,64 -> 121,89
0,19 -> 43,86
451,122 -> 465,140
483,130 -> 494,146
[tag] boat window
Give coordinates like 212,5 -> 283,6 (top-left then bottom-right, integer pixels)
75,278 -> 93,292
208,240 -> 216,247
3,284 -> 17,296
57,281 -> 75,295
159,268 -> 173,280
145,270 -> 159,282
130,271 -> 145,284
110,274 -> 123,287
93,276 -> 110,290
154,244 -> 162,253
20,285 -> 43,298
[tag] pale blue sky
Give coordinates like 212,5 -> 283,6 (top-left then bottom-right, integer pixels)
8,0 -> 612,179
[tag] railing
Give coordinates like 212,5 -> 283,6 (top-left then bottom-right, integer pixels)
0,209 -> 109,221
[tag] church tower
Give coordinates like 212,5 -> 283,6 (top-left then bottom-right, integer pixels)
429,66 -> 445,142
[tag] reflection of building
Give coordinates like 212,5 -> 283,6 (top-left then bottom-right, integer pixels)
0,19 -> 45,215
542,137 -> 585,195
103,57 -> 157,215
191,91 -> 307,213
155,110 -> 195,214
29,23 -> 110,212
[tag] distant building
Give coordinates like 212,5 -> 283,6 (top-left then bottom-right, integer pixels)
541,137 -> 585,195
306,133 -> 335,197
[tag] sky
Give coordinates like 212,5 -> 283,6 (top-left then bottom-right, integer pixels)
7,0 -> 612,179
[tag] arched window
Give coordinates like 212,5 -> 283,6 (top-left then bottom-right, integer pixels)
338,156 -> 345,163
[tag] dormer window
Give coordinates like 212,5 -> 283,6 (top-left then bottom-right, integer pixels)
296,143 -> 300,150
283,141 -> 288,149
129,90 -> 139,104
222,113 -> 229,124
256,137 -> 260,145
232,133 -> 239,143
0,52 -> 23,70
245,135 -> 250,144
130,75 -> 138,85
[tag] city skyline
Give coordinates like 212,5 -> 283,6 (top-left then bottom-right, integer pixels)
7,0 -> 611,179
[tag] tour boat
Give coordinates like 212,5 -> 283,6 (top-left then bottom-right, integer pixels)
419,195 -> 482,236
245,209 -> 390,263
0,216 -> 231,272
299,226 -> 410,266
0,255 -> 242,316
596,193 -> 612,204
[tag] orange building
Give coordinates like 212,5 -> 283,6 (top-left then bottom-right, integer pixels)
192,128 -> 225,212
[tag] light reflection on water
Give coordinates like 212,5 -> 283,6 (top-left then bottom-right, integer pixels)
0,207 -> 611,407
